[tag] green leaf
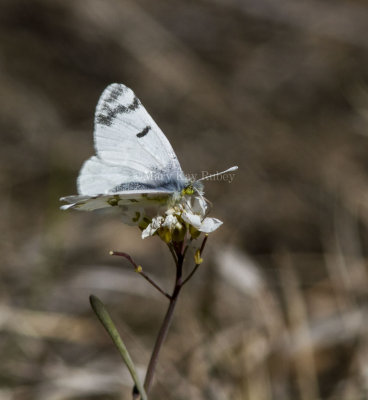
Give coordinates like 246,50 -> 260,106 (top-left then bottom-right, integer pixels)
90,295 -> 148,400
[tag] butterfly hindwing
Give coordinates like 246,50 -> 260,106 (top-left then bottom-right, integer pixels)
61,190 -> 174,211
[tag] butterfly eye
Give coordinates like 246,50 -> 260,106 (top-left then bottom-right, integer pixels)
182,186 -> 194,196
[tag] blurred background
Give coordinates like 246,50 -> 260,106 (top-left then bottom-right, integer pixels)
1,0 -> 368,399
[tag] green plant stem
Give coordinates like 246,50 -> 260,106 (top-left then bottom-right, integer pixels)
143,251 -> 184,393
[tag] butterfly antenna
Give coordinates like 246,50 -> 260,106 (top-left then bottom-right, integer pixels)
197,166 -> 238,182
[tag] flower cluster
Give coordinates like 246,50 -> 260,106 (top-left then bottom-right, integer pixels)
61,191 -> 222,242
140,195 -> 222,242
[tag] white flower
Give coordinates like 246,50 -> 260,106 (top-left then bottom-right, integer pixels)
182,195 -> 222,233
142,216 -> 164,239
182,210 -> 222,233
62,189 -> 223,242
190,196 -> 207,216
162,214 -> 181,230
141,195 -> 222,240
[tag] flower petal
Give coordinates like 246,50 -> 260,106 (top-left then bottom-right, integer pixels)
190,196 -> 207,216
198,217 -> 223,233
182,211 -> 202,229
141,216 -> 164,239
162,214 -> 178,229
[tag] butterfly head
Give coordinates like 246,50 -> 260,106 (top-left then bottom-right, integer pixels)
181,185 -> 194,196
181,180 -> 204,197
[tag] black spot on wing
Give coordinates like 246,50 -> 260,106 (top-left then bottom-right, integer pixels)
137,126 -> 151,138
96,96 -> 141,127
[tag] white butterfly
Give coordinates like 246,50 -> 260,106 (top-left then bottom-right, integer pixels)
60,83 -> 237,214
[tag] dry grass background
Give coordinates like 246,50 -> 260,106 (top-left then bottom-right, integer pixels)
1,0 -> 368,399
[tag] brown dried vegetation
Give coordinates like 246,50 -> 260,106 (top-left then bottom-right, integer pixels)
1,1 -> 368,399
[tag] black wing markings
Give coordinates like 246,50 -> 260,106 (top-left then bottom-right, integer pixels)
96,96 -> 140,127
136,125 -> 151,138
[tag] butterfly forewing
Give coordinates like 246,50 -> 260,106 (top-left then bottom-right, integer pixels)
77,83 -> 187,198
94,84 -> 182,171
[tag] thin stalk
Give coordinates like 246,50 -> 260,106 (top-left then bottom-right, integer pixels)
143,249 -> 184,393
138,270 -> 172,300
111,250 -> 170,299
182,234 -> 208,286
142,235 -> 208,394
167,243 -> 178,265
182,263 -> 200,286
143,288 -> 181,392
